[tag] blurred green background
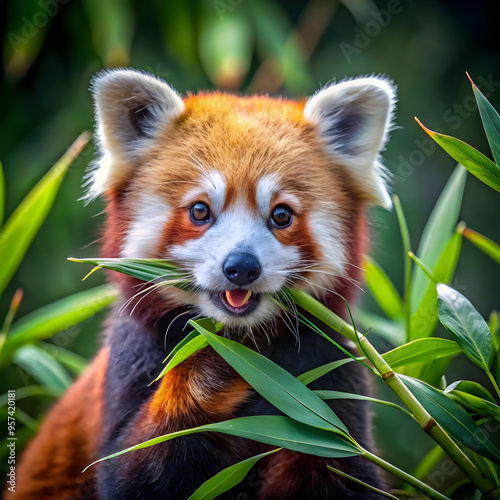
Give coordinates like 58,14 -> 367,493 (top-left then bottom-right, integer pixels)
1,0 -> 499,489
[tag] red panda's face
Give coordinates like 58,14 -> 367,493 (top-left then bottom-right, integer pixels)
89,70 -> 395,329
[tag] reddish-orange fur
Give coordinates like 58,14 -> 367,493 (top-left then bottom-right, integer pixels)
6,347 -> 109,499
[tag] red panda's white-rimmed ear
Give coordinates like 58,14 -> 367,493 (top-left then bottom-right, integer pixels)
304,77 -> 395,209
85,69 -> 184,201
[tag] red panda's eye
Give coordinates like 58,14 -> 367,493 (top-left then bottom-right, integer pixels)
190,202 -> 211,223
271,205 -> 292,228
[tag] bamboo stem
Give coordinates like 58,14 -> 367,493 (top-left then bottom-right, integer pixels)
361,449 -> 450,500
486,370 -> 500,401
289,287 -> 498,498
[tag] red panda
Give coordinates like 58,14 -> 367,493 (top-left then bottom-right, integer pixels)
9,69 -> 395,499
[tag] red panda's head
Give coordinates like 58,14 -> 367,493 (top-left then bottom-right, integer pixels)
88,70 -> 395,329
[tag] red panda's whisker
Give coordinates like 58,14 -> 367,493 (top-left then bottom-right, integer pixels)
164,309 -> 196,351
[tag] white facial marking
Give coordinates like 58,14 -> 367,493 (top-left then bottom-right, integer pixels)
256,174 -> 280,217
182,171 -> 226,215
122,195 -> 169,258
307,207 -> 347,290
256,175 -> 301,217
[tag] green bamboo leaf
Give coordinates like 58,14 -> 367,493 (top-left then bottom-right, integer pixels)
393,194 -> 412,340
0,133 -> 90,296
152,334 -> 209,384
69,257 -> 186,285
410,164 -> 467,315
444,380 -> 496,404
314,390 -> 412,417
410,229 -> 462,342
164,330 -> 202,364
1,285 -> 118,364
326,465 -> 399,500
400,375 -> 500,464
445,391 -> 500,424
462,228 -> 500,265
0,161 -> 4,227
84,415 -> 361,471
382,338 -> 461,368
190,319 -> 350,434
14,344 -> 72,391
468,73 -> 500,166
41,344 -> 88,375
0,385 -> 61,408
152,320 -> 223,383
188,449 -> 280,500
297,358 -> 355,385
437,284 -> 492,371
416,119 -> 500,193
363,257 -> 404,320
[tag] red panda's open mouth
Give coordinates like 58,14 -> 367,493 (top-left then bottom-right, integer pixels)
214,289 -> 259,316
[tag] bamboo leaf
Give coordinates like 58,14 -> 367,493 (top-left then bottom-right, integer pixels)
314,390 -> 413,417
462,228 -> 500,265
69,257 -> 187,286
1,285 -> 118,364
401,375 -> 500,463
416,119 -> 500,193
13,344 -> 72,391
410,164 -> 467,315
382,338 -> 461,368
297,358 -> 355,385
0,385 -> 61,408
444,380 -> 496,404
84,415 -> 361,471
40,344 -> 88,375
468,72 -> 500,166
152,334 -> 209,384
188,449 -> 280,500
445,391 -> 500,424
437,284 -> 492,371
0,133 -> 90,296
410,229 -> 462,341
190,319 -> 350,434
0,161 -> 4,227
363,257 -> 404,320
326,465 -> 399,500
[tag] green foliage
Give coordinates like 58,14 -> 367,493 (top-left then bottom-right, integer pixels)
0,136 -> 117,456
416,75 -> 500,194
188,449 -> 281,500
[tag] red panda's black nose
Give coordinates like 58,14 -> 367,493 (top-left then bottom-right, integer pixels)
223,252 -> 261,286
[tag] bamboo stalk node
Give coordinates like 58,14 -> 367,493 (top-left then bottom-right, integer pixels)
422,418 -> 437,432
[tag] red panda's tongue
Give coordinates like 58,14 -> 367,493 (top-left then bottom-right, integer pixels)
225,289 -> 252,308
